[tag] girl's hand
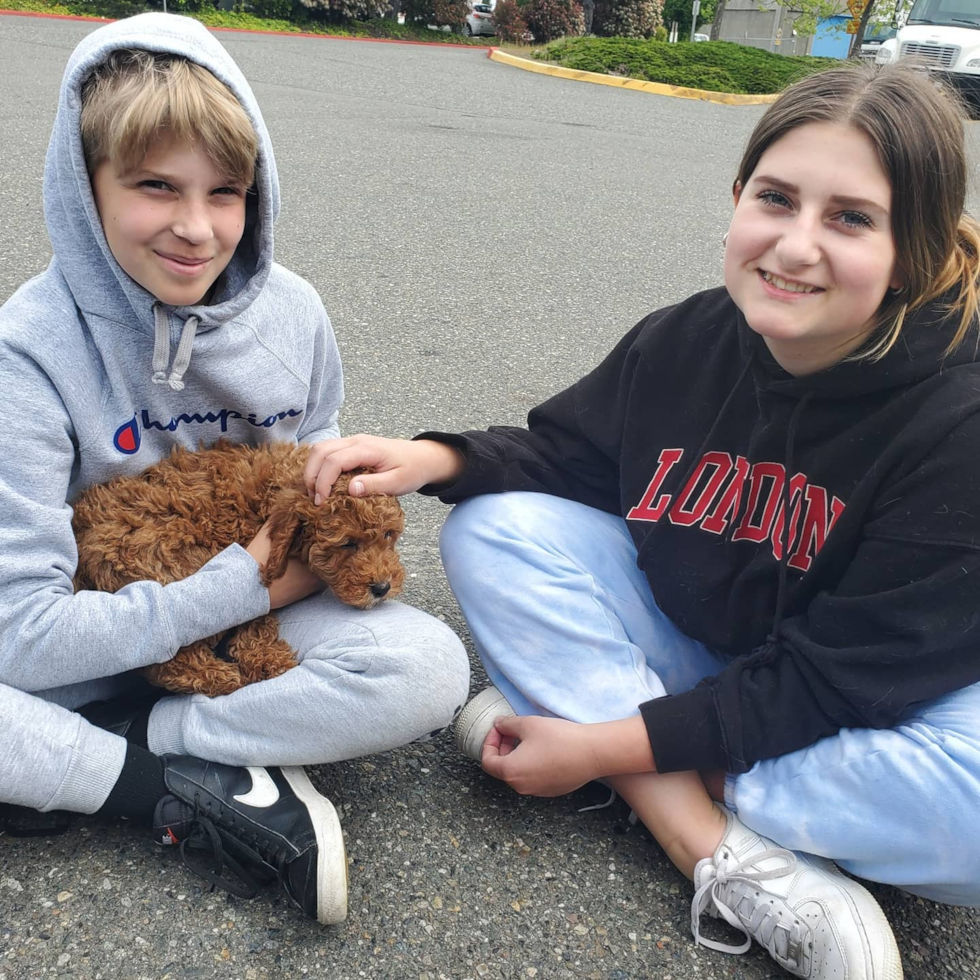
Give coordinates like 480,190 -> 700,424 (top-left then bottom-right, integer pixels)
481,715 -> 604,797
246,521 -> 321,609
303,435 -> 465,503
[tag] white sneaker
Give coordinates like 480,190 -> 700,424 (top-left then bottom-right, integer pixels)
452,685 -> 516,761
692,807 -> 903,979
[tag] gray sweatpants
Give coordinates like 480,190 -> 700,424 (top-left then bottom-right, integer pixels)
1,594 -> 469,814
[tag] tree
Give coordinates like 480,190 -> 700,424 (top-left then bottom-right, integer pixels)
592,0 -> 663,37
400,0 -> 469,29
709,0 -> 724,38
493,0 -> 532,39
767,0 -> 898,43
849,0 -> 902,54
767,0 -> 845,38
523,0 -> 586,41
296,0 -> 390,19
848,0 -> 877,54
661,0 -> 716,37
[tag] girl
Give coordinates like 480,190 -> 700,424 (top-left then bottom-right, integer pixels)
305,62 -> 980,978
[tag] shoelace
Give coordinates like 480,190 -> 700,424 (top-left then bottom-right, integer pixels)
177,800 -> 291,901
691,844 -> 804,960
576,785 -> 638,826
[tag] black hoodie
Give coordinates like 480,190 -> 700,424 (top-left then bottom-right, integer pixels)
420,287 -> 980,775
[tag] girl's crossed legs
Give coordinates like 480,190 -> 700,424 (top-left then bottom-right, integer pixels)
440,491 -> 980,909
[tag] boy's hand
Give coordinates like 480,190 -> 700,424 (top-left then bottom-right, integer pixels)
481,715 -> 604,797
266,558 -> 322,609
246,521 -> 321,609
304,435 -> 465,503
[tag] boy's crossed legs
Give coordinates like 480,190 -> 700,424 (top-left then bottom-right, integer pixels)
2,596 -> 468,923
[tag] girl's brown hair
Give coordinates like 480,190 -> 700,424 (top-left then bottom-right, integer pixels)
734,62 -> 980,358
80,49 -> 258,191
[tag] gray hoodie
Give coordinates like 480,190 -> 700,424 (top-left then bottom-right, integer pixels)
0,13 -> 343,694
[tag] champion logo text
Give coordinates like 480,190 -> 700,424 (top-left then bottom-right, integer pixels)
112,407 -> 303,456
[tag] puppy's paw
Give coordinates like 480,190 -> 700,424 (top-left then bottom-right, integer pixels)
144,646 -> 245,697
227,616 -> 299,685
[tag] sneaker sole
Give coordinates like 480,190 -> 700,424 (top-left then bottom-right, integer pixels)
821,863 -> 904,980
281,767 -> 348,925
453,686 -> 516,762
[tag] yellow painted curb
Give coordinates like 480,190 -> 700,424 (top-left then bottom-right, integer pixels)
488,48 -> 779,106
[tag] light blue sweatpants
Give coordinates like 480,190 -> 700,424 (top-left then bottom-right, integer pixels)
439,491 -> 980,908
1,594 -> 469,814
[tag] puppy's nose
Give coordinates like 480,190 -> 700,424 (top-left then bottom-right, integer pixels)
370,582 -> 391,599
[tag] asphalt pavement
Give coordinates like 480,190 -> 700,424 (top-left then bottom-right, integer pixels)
1,13 -> 979,980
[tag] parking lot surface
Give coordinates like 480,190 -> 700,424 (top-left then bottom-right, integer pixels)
1,13 -> 979,980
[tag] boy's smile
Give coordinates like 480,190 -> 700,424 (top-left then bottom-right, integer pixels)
723,122 -> 903,376
91,136 -> 247,307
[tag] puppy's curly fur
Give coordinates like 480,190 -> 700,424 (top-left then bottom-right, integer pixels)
72,441 -> 405,697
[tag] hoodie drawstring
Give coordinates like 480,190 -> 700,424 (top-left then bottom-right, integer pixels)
152,303 -> 200,392
767,390 -> 813,644
666,354 -> 757,512
652,348 -> 814,646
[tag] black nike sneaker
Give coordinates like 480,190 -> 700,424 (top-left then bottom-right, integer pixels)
153,756 -> 347,924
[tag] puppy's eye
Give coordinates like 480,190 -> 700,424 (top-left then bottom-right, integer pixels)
384,530 -> 396,540
342,539 -> 358,550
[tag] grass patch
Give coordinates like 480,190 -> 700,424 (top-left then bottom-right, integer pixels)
0,0 -> 495,44
533,36 -> 838,94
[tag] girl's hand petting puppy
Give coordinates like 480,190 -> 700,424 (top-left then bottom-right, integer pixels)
304,435 -> 465,503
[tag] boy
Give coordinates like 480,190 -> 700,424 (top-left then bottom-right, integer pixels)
0,13 -> 469,924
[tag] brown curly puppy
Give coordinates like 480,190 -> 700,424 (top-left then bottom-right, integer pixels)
72,441 -> 405,697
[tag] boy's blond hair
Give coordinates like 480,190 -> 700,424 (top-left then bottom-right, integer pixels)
80,49 -> 257,188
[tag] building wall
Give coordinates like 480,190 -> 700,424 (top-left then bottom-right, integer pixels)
716,0 -> 852,55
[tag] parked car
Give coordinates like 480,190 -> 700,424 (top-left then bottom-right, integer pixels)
465,2 -> 496,36
859,26 -> 897,60
693,32 -> 710,42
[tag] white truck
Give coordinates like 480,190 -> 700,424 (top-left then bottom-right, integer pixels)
875,0 -> 980,107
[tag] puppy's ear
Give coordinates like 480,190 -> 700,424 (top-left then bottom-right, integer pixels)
263,488 -> 309,584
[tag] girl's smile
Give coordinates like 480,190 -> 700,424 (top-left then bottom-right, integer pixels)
758,269 -> 824,296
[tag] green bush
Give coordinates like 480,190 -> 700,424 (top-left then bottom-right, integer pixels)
70,0 -> 146,15
248,0 -> 297,17
534,36 -> 836,94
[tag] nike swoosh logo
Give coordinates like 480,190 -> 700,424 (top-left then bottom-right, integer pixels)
233,767 -> 280,808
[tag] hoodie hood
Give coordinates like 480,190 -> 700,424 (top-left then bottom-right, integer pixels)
43,13 -> 280,342
736,292 -> 977,401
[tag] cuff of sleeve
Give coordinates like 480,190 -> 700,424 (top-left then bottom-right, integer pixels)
161,544 -> 271,653
51,717 -> 128,814
413,431 -> 480,501
639,687 -> 728,773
